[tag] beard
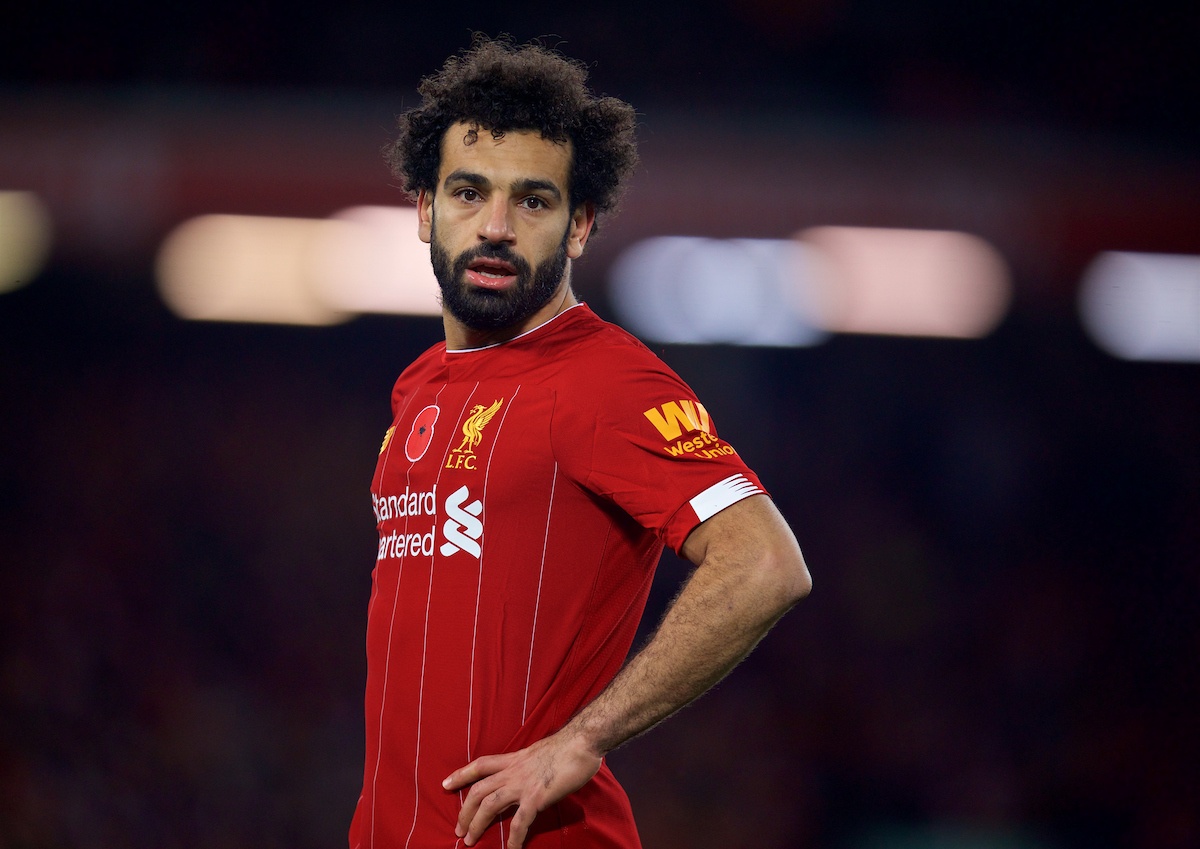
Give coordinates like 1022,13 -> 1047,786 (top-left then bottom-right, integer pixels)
430,219 -> 571,333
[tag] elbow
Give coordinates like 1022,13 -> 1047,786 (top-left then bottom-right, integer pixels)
763,544 -> 811,613
782,550 -> 812,606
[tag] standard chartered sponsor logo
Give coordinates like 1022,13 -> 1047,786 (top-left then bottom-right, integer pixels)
378,527 -> 435,559
373,484 -> 484,561
373,486 -> 437,522
440,485 -> 483,558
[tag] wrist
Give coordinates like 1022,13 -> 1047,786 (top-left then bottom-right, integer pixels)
561,711 -> 610,760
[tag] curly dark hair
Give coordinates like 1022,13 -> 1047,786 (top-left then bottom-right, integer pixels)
385,36 -> 639,229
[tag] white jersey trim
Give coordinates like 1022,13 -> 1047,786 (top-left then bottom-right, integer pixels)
689,474 -> 764,522
445,303 -> 586,353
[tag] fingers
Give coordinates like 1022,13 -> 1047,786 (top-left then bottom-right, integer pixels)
506,802 -> 537,849
462,789 -> 537,849
454,767 -> 518,846
443,753 -> 507,792
444,734 -> 599,848
444,751 -> 517,841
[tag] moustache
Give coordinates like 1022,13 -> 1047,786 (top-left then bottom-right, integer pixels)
458,242 -> 529,270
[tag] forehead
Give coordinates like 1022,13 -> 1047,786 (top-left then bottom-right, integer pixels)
438,121 -> 573,190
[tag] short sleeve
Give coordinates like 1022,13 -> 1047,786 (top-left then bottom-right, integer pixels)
557,351 -> 767,554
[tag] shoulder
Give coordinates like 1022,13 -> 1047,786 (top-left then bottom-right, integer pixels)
553,308 -> 687,392
550,310 -> 706,442
398,339 -> 446,377
391,341 -> 446,413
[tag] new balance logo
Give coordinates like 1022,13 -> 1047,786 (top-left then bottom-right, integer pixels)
440,485 -> 483,558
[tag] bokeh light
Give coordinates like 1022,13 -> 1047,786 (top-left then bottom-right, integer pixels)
608,228 -> 1011,345
0,191 -> 53,294
156,214 -> 351,325
1080,251 -> 1200,363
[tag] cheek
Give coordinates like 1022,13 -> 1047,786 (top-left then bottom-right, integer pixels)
432,216 -> 475,254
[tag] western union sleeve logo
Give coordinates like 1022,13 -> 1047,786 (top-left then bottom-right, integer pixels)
643,400 -> 737,459
643,400 -> 710,440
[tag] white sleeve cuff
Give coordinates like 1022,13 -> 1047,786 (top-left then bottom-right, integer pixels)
689,473 -> 764,522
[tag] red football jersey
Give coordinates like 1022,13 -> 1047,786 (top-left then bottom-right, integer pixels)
351,304 -> 766,849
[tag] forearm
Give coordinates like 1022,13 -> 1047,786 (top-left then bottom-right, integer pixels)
564,501 -> 809,756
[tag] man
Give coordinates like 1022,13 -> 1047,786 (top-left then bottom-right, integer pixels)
351,36 -> 811,849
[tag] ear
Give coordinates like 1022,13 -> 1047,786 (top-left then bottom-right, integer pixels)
566,202 -> 596,259
417,189 -> 433,244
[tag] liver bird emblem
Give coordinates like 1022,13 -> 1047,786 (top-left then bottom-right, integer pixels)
454,398 -> 504,454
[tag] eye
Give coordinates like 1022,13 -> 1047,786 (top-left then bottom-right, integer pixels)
519,196 -> 548,210
454,187 -> 482,203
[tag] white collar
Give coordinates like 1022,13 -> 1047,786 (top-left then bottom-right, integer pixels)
445,303 -> 585,354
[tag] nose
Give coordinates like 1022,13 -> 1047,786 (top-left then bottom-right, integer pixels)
478,196 -> 515,244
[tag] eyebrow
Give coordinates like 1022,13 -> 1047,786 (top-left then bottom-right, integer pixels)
443,170 -> 563,202
443,169 -> 489,190
512,178 -> 563,202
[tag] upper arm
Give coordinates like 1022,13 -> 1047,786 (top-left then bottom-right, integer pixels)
679,494 -> 812,606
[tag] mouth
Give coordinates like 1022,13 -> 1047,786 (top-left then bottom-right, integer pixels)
465,258 -> 519,290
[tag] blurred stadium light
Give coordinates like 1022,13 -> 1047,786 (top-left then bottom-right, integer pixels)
1080,251 -> 1200,363
609,237 -> 831,346
607,228 -> 1011,345
801,226 -> 1011,338
156,214 -> 352,325
309,206 -> 440,317
0,191 -> 53,294
155,207 -> 439,325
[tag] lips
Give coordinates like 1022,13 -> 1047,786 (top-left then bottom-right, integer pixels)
466,258 -> 518,290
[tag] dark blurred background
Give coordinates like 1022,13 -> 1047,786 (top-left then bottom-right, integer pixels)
1,2 -> 1197,848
